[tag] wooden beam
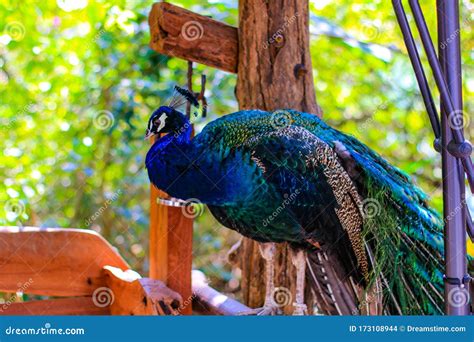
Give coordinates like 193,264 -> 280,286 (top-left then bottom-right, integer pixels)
104,266 -> 182,315
148,2 -> 238,73
192,270 -> 250,315
0,227 -> 129,297
1,297 -> 109,315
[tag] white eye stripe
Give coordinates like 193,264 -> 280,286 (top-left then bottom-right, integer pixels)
157,113 -> 168,131
148,113 -> 168,132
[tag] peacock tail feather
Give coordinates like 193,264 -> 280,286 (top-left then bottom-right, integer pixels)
362,182 -> 444,314
331,129 -> 445,314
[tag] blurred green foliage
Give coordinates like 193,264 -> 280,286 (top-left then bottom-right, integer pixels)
1,0 -> 473,286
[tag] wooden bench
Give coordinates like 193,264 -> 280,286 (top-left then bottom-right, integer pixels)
0,226 -> 249,315
0,227 -> 182,315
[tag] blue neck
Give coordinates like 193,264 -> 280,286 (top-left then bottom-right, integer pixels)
174,120 -> 192,144
146,116 -> 192,160
145,118 -> 194,196
146,116 -> 257,204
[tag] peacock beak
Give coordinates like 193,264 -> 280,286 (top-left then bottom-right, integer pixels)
144,129 -> 154,140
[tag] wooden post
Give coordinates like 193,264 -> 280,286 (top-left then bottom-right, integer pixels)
236,0 -> 318,113
235,0 -> 319,314
149,186 -> 168,280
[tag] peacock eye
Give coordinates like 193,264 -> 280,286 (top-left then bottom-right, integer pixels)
153,118 -> 160,126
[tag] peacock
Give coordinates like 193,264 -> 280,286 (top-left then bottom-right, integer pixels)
145,88 -> 445,315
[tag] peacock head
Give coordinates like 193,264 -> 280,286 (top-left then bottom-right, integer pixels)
144,106 -> 188,139
145,86 -> 199,140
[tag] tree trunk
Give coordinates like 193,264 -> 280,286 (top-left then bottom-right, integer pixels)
234,0 -> 320,314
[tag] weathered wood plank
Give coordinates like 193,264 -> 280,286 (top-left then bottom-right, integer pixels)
148,2 -> 238,73
0,227 -> 129,297
0,297 -> 109,315
104,266 -> 182,315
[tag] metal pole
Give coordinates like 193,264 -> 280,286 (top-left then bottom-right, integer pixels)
392,0 -> 441,141
437,0 -> 469,316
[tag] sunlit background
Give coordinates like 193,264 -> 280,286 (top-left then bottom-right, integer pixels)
1,0 -> 473,294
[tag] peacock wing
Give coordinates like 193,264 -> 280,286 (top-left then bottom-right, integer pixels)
243,125 -> 377,315
320,130 -> 445,314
